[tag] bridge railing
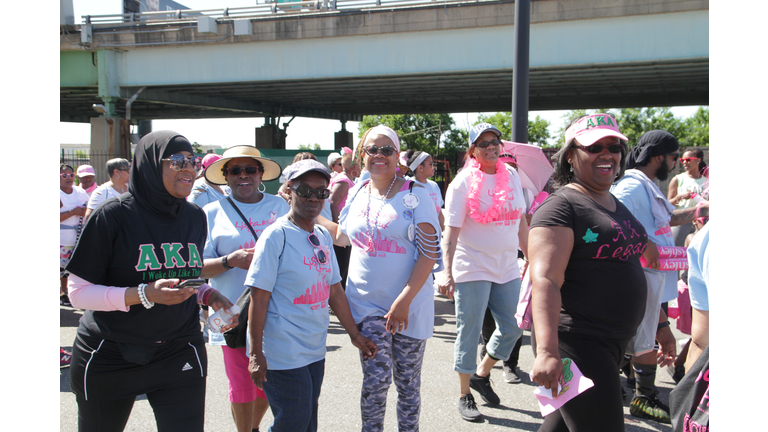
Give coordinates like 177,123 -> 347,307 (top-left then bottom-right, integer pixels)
78,0 -> 501,26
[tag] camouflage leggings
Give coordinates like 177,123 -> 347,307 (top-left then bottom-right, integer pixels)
358,316 -> 427,432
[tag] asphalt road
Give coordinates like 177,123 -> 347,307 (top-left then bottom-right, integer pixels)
60,296 -> 680,431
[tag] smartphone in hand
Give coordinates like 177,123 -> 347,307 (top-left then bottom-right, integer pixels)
176,278 -> 206,289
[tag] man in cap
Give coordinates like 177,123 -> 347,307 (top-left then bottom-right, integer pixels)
76,165 -> 98,196
612,130 -> 707,424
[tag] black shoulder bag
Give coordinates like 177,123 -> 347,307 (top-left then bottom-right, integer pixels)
221,198 -> 287,350
222,197 -> 260,349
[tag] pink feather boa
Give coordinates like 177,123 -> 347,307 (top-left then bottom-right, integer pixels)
466,157 -> 511,224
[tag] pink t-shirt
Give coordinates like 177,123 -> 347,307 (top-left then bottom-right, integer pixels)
328,173 -> 356,213
444,165 -> 525,284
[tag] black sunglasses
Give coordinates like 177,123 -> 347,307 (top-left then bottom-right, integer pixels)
307,233 -> 327,264
290,185 -> 331,200
475,139 -> 501,148
163,154 -> 202,171
364,145 -> 397,157
575,144 -> 623,154
225,166 -> 261,176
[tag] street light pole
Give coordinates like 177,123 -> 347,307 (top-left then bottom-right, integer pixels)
511,0 -> 530,144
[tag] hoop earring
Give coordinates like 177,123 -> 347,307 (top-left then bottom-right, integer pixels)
258,183 -> 266,193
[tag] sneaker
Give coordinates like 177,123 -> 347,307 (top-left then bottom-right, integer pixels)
469,373 -> 500,405
60,348 -> 72,368
630,395 -> 671,424
503,365 -> 521,383
458,394 -> 482,422
60,294 -> 71,307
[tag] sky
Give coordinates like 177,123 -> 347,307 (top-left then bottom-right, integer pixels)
60,0 -> 703,148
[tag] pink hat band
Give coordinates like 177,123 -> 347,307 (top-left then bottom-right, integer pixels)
565,114 -> 628,146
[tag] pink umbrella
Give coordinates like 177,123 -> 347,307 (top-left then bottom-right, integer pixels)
499,140 -> 554,198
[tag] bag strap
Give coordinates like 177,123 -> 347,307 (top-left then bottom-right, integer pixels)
227,197 -> 259,242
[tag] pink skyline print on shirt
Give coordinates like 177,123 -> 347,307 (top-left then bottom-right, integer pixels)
293,279 -> 330,310
351,231 -> 406,257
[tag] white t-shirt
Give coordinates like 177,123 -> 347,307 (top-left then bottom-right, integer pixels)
340,180 -> 441,340
60,186 -> 89,246
244,217 -> 341,370
87,183 -> 122,210
411,178 -> 444,215
203,194 -> 289,306
444,165 -> 526,284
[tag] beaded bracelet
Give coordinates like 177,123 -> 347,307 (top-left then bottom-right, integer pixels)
138,283 -> 155,309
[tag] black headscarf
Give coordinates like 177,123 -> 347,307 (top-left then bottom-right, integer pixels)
626,130 -> 679,169
129,130 -> 194,220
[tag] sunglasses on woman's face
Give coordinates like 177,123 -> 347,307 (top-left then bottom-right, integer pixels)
679,157 -> 700,164
475,139 -> 501,148
307,233 -> 327,264
60,173 -> 75,179
163,154 -> 202,171
290,185 -> 331,200
575,144 -> 623,154
364,145 -> 397,157
225,166 -> 261,176
695,216 -> 709,225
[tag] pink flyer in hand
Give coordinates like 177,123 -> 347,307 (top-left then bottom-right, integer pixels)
533,358 -> 594,416
656,246 -> 687,258
640,257 -> 689,271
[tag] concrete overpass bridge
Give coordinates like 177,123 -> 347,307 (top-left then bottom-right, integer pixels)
60,0 -> 708,150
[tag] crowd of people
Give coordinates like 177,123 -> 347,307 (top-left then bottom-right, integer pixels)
60,117 -> 709,431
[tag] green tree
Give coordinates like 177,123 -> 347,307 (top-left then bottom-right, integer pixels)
477,112 -> 513,138
358,114 -> 455,156
553,108 -> 691,147
191,141 -> 203,154
681,107 -> 709,147
475,112 -> 551,146
298,143 -> 321,150
528,115 -> 552,147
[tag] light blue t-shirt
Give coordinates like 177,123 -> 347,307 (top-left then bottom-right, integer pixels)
203,194 -> 289,306
409,177 -> 444,215
612,175 -> 677,302
189,177 -> 231,208
340,180 -> 441,340
245,217 -> 341,370
686,224 -> 709,311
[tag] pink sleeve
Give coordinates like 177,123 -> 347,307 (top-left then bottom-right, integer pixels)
68,274 -> 130,312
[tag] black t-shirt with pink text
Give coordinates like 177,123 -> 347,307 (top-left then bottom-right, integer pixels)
66,193 -> 206,346
531,187 -> 648,339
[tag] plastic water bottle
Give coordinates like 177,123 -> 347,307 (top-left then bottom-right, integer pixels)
208,305 -> 241,333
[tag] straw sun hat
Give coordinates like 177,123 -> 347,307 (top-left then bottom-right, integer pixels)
204,146 -> 282,185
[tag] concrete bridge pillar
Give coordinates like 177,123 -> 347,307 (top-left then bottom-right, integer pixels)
89,49 -> 131,179
335,121 -> 353,150
255,118 -> 286,149
89,117 -> 131,184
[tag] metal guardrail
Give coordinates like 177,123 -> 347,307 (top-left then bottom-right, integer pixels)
78,0 -> 500,26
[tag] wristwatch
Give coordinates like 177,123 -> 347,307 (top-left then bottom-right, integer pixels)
222,254 -> 233,270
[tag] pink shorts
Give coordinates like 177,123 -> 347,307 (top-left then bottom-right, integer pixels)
221,346 -> 267,403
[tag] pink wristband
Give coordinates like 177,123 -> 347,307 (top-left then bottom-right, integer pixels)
202,289 -> 214,306
196,284 -> 212,306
